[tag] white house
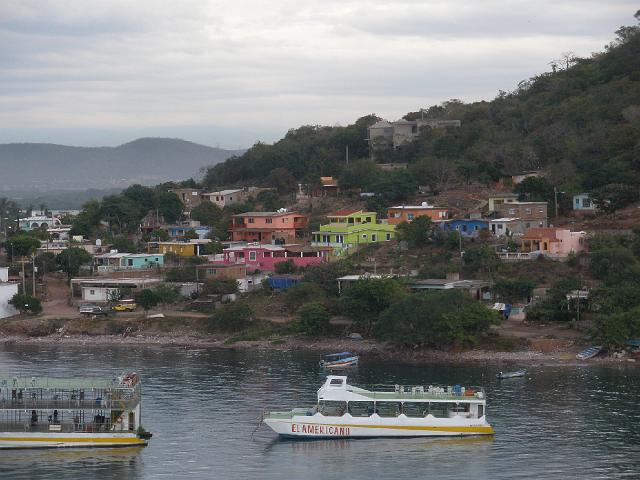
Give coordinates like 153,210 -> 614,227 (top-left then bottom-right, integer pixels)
0,267 -> 19,319
573,193 -> 597,212
489,218 -> 526,237
201,189 -> 245,208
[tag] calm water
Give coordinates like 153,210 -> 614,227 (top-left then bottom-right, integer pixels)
0,344 -> 639,479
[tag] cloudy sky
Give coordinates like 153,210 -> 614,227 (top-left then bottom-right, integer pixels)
0,1 -> 637,148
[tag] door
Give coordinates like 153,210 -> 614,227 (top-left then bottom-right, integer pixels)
128,411 -> 135,431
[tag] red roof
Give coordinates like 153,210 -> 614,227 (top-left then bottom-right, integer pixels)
522,227 -> 561,242
328,209 -> 361,217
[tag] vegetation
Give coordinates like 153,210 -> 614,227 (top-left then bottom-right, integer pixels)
9,294 -> 42,314
136,289 -> 159,313
56,248 -> 92,281
297,302 -> 331,336
208,303 -> 253,332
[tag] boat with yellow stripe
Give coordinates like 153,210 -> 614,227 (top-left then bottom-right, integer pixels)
0,373 -> 151,449
263,375 -> 493,438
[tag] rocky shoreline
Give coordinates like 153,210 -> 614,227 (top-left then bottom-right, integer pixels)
1,333 -> 635,367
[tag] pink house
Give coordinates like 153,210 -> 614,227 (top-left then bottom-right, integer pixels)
221,244 -> 331,271
521,227 -> 587,257
230,211 -> 308,244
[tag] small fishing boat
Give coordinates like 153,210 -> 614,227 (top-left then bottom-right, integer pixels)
263,375 -> 493,438
496,370 -> 526,379
0,373 -> 150,449
576,345 -> 602,360
319,352 -> 359,370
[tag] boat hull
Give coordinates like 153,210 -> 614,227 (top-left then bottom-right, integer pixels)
264,415 -> 493,439
0,432 -> 148,449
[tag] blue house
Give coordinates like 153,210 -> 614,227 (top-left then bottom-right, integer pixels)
166,225 -> 211,240
439,219 -> 489,238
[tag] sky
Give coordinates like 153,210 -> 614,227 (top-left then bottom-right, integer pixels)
0,1 -> 637,149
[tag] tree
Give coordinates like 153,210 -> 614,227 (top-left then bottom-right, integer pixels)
266,168 -> 297,195
122,184 -> 156,212
395,216 -> 437,248
155,192 -> 183,224
191,202 -> 223,226
591,184 -> 640,217
493,279 -> 535,303
590,247 -> 638,283
111,236 -> 137,253
595,306 -> 640,347
340,278 -> 408,332
34,252 -> 57,277
284,282 -> 326,311
298,303 -> 331,336
4,235 -> 40,258
153,284 -> 182,307
70,199 -> 102,237
183,229 -> 199,240
136,289 -> 159,313
274,259 -> 297,274
208,303 -> 253,332
9,293 -> 42,314
203,278 -> 239,295
375,290 -> 500,347
56,248 -> 92,281
462,246 -> 499,273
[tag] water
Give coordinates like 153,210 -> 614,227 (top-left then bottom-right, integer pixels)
1,344 -> 639,479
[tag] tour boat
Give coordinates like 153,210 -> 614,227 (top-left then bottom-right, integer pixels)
263,375 -> 494,438
0,373 -> 150,449
319,352 -> 359,370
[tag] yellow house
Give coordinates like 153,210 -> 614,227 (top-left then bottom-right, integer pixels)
150,240 -> 211,257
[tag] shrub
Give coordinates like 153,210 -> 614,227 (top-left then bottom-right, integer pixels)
274,259 -> 297,274
284,282 -> 325,310
297,303 -> 331,336
203,278 -> 239,295
9,294 -> 42,314
208,303 -> 253,332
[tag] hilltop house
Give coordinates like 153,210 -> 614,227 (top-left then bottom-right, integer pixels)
496,202 -> 548,228
94,252 -> 164,273
0,267 -> 19,319
230,211 -> 308,244
489,218 -> 525,237
164,222 -> 211,240
520,227 -> 587,257
387,202 -> 448,225
18,216 -> 61,232
487,193 -> 519,212
70,277 -> 162,304
201,189 -> 244,208
573,193 -> 597,212
168,188 -> 203,210
311,210 -> 395,254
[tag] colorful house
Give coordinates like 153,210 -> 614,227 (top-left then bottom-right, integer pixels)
439,219 -> 489,238
230,211 -> 308,244
489,218 -> 525,237
495,201 -> 548,228
311,210 -> 395,254
151,239 -> 212,257
520,228 -> 587,257
94,252 -> 164,273
220,244 -> 330,271
387,202 -> 448,225
165,224 -> 211,240
0,267 -> 19,319
487,193 -> 519,212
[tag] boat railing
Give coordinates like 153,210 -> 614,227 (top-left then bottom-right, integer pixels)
352,384 -> 486,400
0,396 -> 140,411
0,421 -> 133,434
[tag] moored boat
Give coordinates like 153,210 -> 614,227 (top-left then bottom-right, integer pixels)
0,373 -> 150,449
576,345 -> 602,360
263,375 -> 493,439
319,352 -> 359,370
496,370 -> 526,379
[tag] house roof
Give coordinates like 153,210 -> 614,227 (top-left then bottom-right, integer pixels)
370,120 -> 392,128
203,189 -> 243,196
522,227 -> 562,241
491,217 -> 521,222
328,209 -> 365,217
233,211 -> 301,217
388,204 -> 446,210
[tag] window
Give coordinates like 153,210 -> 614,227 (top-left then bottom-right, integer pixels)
497,224 -> 504,230
583,198 -> 591,208
386,233 -> 391,241
266,218 -> 272,224
249,251 -> 257,261
474,225 -> 479,231
362,234 -> 368,239
372,234 -> 377,242
366,217 -> 372,223
524,208 -> 532,214
538,209 -> 544,214
89,289 -> 95,295
229,197 -> 233,201
462,225 -> 467,232
407,213 -> 414,221
439,211 -> 446,218
336,235 -> 344,244
508,208 -> 516,215
264,252 -> 271,257
248,218 -> 254,223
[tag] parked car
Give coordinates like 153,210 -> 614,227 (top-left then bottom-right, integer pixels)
78,304 -> 109,316
112,301 -> 137,312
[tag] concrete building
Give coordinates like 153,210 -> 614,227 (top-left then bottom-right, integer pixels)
520,228 -> 587,257
496,202 -> 548,228
70,277 -> 162,303
0,267 -> 19,319
312,210 -> 395,254
94,252 -> 164,273
230,211 -> 308,244
439,219 -> 489,238
488,193 -> 519,212
201,189 -> 244,208
387,203 -> 448,225
169,188 -> 203,210
18,216 -> 61,232
489,218 -> 526,237
573,193 -> 597,212
220,243 -> 330,271
151,239 -> 212,257
367,118 -> 461,158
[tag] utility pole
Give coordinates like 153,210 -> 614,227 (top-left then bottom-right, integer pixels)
21,260 -> 25,294
345,145 -> 349,165
31,255 -> 36,297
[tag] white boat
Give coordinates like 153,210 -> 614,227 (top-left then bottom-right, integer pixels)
263,375 -> 493,438
496,369 -> 526,379
319,352 -> 359,370
0,373 -> 150,449
576,345 -> 602,360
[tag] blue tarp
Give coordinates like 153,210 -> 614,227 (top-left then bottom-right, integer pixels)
627,339 -> 640,347
267,277 -> 301,291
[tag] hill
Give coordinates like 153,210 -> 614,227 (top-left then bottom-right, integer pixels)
0,138 -> 245,192
204,13 -> 640,205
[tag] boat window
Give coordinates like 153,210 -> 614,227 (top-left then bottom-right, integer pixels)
375,401 -> 402,418
430,402 -> 457,418
403,402 -> 428,418
478,405 -> 484,417
319,401 -> 347,416
329,378 -> 344,386
348,401 -> 374,417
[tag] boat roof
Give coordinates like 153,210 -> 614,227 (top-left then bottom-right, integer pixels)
318,376 -> 486,403
0,374 -> 139,390
324,352 -> 354,357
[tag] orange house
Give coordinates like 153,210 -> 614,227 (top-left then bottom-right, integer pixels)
230,211 -> 308,244
387,203 -> 448,225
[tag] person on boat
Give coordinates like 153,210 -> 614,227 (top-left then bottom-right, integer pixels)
30,410 -> 38,429
53,410 -> 59,424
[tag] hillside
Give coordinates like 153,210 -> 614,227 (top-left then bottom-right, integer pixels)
204,15 -> 640,201
0,138 -> 245,192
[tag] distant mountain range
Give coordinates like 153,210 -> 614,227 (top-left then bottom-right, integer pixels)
0,137 -> 245,192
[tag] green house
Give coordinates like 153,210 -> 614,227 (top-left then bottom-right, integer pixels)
311,209 -> 395,255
